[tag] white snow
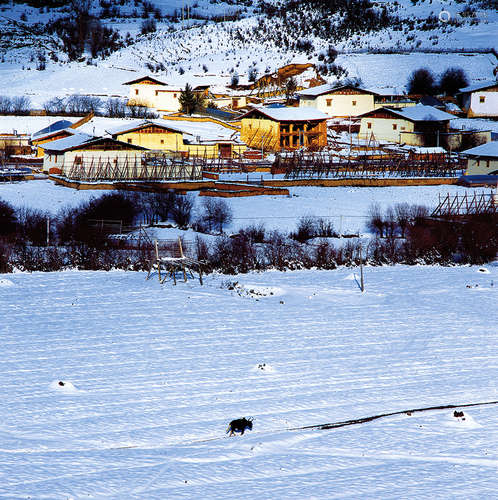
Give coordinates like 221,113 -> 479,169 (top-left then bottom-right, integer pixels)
1,265 -> 497,498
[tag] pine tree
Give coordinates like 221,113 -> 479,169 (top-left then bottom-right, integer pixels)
179,83 -> 197,115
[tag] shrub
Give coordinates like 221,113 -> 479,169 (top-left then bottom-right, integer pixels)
198,198 -> 233,233
171,194 -> 195,228
0,199 -> 17,237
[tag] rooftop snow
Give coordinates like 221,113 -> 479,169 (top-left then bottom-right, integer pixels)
390,105 -> 454,122
243,106 -> 329,121
107,118 -> 240,143
458,80 -> 498,93
461,141 -> 498,157
42,132 -> 96,152
297,83 -> 378,97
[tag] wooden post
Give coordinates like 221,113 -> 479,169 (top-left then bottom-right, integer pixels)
178,237 -> 187,282
155,239 -> 161,282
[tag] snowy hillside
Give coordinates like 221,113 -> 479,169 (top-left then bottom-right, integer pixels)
1,265 -> 497,497
0,0 -> 497,106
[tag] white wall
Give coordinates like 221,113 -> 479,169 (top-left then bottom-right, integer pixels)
300,93 -> 375,117
468,90 -> 498,117
359,117 -> 413,142
128,84 -> 181,112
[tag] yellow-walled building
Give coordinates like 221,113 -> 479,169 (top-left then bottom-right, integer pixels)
109,118 -> 246,159
240,107 -> 328,152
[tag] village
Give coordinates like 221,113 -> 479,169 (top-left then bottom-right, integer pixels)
1,62 -> 497,197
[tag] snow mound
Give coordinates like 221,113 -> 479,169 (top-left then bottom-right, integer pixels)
225,281 -> 284,299
49,380 -> 80,394
343,273 -> 356,281
444,410 -> 481,430
0,279 -> 14,287
253,363 -> 275,373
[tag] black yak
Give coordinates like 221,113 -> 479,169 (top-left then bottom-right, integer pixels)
226,417 -> 253,436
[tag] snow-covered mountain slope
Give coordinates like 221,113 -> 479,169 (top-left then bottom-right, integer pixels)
1,265 -> 497,497
0,0 -> 496,107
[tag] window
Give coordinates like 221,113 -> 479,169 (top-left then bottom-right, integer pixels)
127,138 -> 132,144
479,96 -> 485,103
135,89 -> 139,95
367,122 -> 372,129
160,139 -> 164,144
352,100 -> 357,106
392,123 -> 398,130
326,98 -> 332,107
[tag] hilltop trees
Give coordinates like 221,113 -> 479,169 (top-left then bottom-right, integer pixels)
439,67 -> 469,96
407,67 -> 437,95
407,66 -> 470,96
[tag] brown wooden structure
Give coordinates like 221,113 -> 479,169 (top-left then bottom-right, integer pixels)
431,191 -> 497,218
275,150 -> 465,179
147,238 -> 204,285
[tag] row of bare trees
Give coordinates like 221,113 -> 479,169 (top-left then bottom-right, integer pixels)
1,196 -> 496,274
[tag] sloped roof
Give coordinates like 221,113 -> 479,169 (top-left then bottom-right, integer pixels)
42,133 -> 96,152
108,118 -> 240,144
108,119 -> 185,136
297,83 -> 379,98
32,120 -> 74,140
458,80 -> 498,94
394,105 -> 454,121
361,105 -> 453,122
240,106 -> 329,121
123,75 -> 167,86
43,134 -> 146,152
460,141 -> 498,157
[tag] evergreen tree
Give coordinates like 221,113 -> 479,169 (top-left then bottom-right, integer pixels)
179,83 -> 197,115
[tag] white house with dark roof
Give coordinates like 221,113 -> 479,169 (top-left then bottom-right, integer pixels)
457,81 -> 498,118
297,83 -> 414,117
123,76 -> 182,112
297,83 -> 380,117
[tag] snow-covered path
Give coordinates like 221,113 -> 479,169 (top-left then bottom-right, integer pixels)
1,265 -> 497,498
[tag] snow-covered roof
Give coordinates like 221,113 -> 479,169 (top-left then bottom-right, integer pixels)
297,83 -> 378,98
157,118 -> 240,143
461,141 -> 498,157
75,117 -> 142,137
388,104 -> 454,122
107,118 -> 240,144
458,80 -> 498,94
404,146 -> 447,154
241,106 -> 329,121
108,119 -> 184,136
41,133 -> 96,152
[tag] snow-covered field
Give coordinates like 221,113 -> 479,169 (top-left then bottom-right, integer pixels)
1,265 -> 497,498
0,178 -> 488,235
